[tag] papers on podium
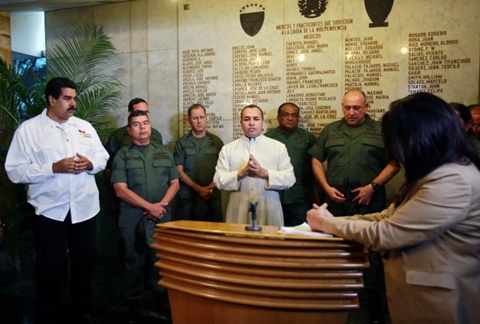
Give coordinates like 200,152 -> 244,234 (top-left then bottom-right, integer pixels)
279,222 -> 333,237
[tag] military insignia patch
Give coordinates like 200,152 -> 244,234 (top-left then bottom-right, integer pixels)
240,3 -> 265,37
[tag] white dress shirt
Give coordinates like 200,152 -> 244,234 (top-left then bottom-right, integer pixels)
5,109 -> 109,223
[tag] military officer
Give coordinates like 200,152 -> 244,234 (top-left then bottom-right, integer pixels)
265,102 -> 316,226
309,89 -> 399,216
174,103 -> 224,222
308,89 -> 399,324
111,110 -> 179,321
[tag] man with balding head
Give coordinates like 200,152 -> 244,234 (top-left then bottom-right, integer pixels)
309,89 -> 399,324
309,89 -> 399,215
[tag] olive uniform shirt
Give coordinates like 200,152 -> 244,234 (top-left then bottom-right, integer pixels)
174,130 -> 224,199
105,125 -> 163,169
308,114 -> 387,215
111,142 -> 179,300
264,127 -> 316,204
173,130 -> 224,221
111,142 -> 179,227
468,130 -> 480,158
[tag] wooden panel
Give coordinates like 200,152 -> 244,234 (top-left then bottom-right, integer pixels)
152,221 -> 368,323
168,290 -> 349,324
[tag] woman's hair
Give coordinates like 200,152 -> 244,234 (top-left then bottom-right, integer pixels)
382,92 -> 480,205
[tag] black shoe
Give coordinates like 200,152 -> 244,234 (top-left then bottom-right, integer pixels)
159,301 -> 171,320
155,293 -> 171,319
368,294 -> 385,324
126,300 -> 142,324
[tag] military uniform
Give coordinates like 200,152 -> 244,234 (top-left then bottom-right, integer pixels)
111,142 -> 179,301
468,129 -> 480,158
265,127 -> 316,226
309,114 -> 387,216
174,131 -> 224,222
309,113 -> 389,323
103,125 -> 164,243
105,125 -> 163,169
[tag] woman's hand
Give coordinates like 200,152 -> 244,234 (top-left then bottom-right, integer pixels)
306,203 -> 333,232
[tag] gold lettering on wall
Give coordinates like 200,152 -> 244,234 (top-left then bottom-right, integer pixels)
277,19 -> 353,132
181,48 -> 220,134
407,31 -> 470,95
343,36 -> 398,119
231,44 -> 281,139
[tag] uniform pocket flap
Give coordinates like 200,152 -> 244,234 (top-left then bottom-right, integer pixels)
406,270 -> 455,290
153,159 -> 172,167
325,137 -> 345,147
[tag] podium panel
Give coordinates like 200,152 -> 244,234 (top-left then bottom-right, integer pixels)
151,221 -> 368,324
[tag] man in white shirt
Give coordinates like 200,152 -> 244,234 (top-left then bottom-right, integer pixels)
5,77 -> 109,324
214,104 -> 295,226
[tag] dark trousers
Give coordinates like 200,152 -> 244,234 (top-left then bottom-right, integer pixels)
176,197 -> 223,222
281,202 -> 310,226
327,188 -> 389,323
119,216 -> 164,302
325,183 -> 386,216
33,213 -> 97,323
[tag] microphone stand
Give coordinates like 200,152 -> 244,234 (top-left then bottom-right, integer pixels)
245,202 -> 262,231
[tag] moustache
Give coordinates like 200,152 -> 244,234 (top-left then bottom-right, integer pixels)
67,106 -> 76,112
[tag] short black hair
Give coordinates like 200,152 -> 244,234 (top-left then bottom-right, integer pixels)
128,98 -> 148,112
277,102 -> 300,116
450,102 -> 472,125
241,104 -> 264,120
128,110 -> 149,126
45,77 -> 76,104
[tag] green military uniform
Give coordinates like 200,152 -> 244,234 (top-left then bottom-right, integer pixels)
103,125 -> 164,264
309,114 -> 389,323
308,114 -> 388,216
264,127 -> 316,226
468,130 -> 480,158
111,142 -> 179,301
105,125 -> 163,169
173,130 -> 224,222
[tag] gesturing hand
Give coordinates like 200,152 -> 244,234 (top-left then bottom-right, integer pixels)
306,203 -> 334,232
52,153 -> 92,174
247,154 -> 268,179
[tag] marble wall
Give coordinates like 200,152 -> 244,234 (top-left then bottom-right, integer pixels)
46,0 -> 179,148
45,0 -> 480,146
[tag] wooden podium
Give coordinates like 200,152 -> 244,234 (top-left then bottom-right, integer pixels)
151,221 -> 368,324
